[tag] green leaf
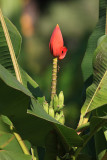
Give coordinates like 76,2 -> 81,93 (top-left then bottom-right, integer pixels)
81,36 -> 107,116
28,98 -> 84,148
95,105 -> 107,160
74,116 -> 107,159
0,62 -> 82,149
77,154 -> 92,160
94,129 -> 107,160
90,116 -> 107,160
54,124 -> 83,148
0,15 -> 43,102
0,64 -> 51,146
20,67 -> 43,100
0,116 -> 11,134
81,0 -> 106,81
44,133 -> 57,160
90,116 -> 107,135
0,115 -> 23,153
0,150 -> 32,160
1,115 -> 13,126
0,16 -> 21,74
0,63 -> 83,148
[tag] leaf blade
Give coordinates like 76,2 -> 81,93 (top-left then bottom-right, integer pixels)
0,9 -> 22,83
81,36 -> 107,116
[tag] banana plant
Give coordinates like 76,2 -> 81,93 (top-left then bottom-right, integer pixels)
0,0 -> 107,160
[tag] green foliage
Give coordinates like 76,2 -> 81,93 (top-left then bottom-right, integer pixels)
0,17 -> 21,74
29,98 -> 83,148
0,1 -> 107,159
0,115 -> 32,160
0,63 -> 52,146
81,1 -> 106,81
94,129 -> 107,160
90,116 -> 107,160
0,151 -> 32,160
79,36 -> 107,125
0,14 -> 84,160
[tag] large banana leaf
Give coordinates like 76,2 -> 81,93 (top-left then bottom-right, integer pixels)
0,15 -> 43,100
0,17 -> 21,74
81,36 -> 107,116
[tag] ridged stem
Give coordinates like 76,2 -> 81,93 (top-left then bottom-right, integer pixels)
51,58 -> 58,100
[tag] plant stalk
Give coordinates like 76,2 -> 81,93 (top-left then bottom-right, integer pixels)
51,58 -> 58,100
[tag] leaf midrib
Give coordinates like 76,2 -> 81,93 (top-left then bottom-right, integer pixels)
84,69 -> 107,115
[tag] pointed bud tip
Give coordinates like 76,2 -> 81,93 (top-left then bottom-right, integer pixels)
56,24 -> 59,28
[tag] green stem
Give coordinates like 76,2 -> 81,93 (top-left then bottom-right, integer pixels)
51,58 -> 58,100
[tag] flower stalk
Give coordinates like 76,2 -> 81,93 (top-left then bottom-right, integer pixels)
51,57 -> 58,100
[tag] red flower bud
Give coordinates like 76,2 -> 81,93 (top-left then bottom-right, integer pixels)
49,24 -> 67,60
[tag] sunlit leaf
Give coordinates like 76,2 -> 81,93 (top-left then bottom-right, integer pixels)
81,36 -> 107,117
